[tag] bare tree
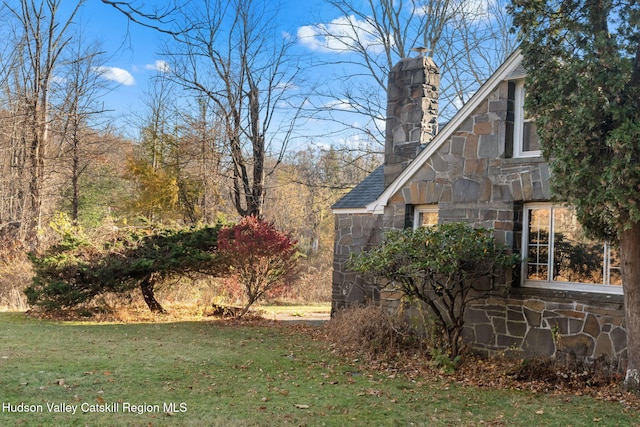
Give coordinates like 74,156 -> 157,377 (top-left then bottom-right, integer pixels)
301,0 -> 517,150
126,73 -> 182,223
138,72 -> 179,172
128,72 -> 228,224
3,0 -> 83,242
52,35 -> 115,224
438,0 -> 517,111
179,97 -> 226,223
269,147 -> 378,254
164,0 -> 303,218
99,0 -> 184,35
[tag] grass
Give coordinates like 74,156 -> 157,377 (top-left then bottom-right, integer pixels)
0,312 -> 637,426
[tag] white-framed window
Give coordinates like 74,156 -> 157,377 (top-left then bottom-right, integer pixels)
414,205 -> 438,229
513,80 -> 542,158
521,203 -> 622,294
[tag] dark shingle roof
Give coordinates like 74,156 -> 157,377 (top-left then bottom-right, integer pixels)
332,165 -> 385,210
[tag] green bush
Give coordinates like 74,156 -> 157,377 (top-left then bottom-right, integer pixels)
350,223 -> 520,359
26,214 -> 225,314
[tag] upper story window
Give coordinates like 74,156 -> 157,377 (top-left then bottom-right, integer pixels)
414,205 -> 438,229
521,203 -> 622,294
513,80 -> 542,158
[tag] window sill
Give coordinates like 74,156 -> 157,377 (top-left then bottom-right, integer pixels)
511,284 -> 624,305
503,156 -> 546,165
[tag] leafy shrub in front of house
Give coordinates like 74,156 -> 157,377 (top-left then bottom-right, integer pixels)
350,222 -> 520,359
217,215 -> 299,317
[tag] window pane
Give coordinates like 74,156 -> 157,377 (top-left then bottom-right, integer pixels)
608,246 -> 622,286
419,211 -> 438,227
523,121 -> 540,152
528,263 -> 548,281
527,208 -> 550,281
524,204 -> 621,290
552,208 -> 604,284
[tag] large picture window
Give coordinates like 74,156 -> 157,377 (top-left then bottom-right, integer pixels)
522,204 -> 621,294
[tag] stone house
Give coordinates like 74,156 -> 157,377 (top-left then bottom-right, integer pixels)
331,50 -> 626,365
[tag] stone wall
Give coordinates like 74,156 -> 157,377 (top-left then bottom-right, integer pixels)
379,79 -> 628,364
384,81 -> 551,247
464,289 -> 626,366
331,213 -> 383,314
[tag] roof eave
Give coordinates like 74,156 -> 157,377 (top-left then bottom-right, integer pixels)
332,201 -> 385,215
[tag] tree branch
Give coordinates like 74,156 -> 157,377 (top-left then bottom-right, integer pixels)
99,0 -> 184,35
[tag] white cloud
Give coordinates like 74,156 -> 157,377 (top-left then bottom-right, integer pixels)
324,99 -> 356,111
145,60 -> 171,73
456,0 -> 491,21
94,66 -> 135,86
51,75 -> 67,85
297,15 -> 387,54
275,81 -> 298,91
453,92 -> 476,110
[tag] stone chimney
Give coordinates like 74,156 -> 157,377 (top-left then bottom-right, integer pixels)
384,56 -> 440,187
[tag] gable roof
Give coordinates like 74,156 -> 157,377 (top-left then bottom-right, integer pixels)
332,49 -> 524,214
331,165 -> 385,211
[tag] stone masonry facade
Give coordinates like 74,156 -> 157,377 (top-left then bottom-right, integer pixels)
332,56 -> 627,366
332,213 -> 383,313
381,80 -> 551,246
465,289 -> 626,366
384,56 -> 440,187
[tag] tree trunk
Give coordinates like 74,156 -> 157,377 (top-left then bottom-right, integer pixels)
621,222 -> 640,391
71,146 -> 79,223
140,275 -> 166,314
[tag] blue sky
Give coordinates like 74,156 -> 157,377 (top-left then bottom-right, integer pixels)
69,0 -> 332,140
54,0 -> 505,150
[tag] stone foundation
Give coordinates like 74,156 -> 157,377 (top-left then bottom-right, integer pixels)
463,288 -> 627,367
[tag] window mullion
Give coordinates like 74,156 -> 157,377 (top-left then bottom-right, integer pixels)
604,242 -> 610,286
548,207 -> 554,282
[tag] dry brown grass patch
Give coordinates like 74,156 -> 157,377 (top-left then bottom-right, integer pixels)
326,304 -> 420,359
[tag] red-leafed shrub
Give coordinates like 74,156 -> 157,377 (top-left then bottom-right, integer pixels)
218,216 -> 299,316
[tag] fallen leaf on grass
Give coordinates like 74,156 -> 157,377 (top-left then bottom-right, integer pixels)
535,409 -> 544,415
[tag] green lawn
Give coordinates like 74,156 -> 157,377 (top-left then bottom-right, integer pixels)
0,312 -> 637,426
